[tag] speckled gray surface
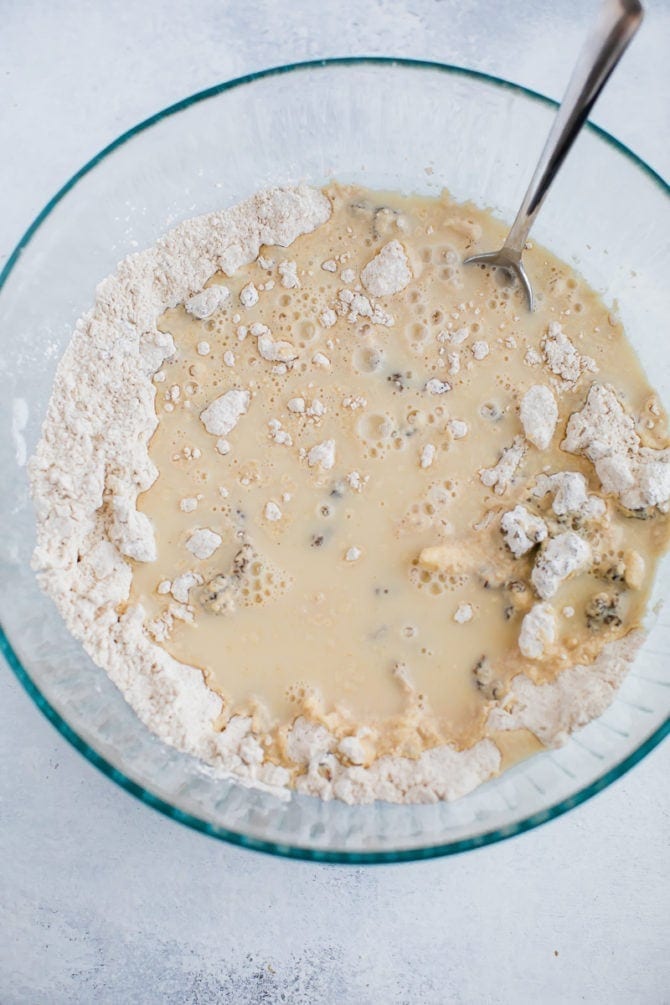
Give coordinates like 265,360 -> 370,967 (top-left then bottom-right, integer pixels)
1,2 -> 669,1002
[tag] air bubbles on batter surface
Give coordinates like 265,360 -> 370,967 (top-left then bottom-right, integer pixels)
353,345 -> 384,373
301,321 -> 318,343
357,412 -> 393,443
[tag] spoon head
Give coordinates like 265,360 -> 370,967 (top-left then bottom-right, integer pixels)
464,250 -> 535,311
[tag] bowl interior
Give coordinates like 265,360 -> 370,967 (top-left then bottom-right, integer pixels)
1,60 -> 668,861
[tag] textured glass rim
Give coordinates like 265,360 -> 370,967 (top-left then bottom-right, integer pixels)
1,57 -> 668,864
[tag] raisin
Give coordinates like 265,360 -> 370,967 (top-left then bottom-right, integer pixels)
586,592 -> 622,630
472,657 -> 504,700
200,542 -> 256,614
199,575 -> 236,615
372,206 -> 399,239
232,543 -> 254,576
480,402 -> 503,421
604,561 -> 625,583
624,507 -> 653,521
350,200 -> 374,215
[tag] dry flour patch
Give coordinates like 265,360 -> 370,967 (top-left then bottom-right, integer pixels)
30,186 -> 330,793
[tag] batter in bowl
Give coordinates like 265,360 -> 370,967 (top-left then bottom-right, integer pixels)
31,183 -> 670,803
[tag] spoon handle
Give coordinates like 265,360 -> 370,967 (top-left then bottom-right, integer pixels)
503,0 -> 643,258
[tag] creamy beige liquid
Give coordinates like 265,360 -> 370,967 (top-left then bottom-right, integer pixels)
131,183 -> 669,766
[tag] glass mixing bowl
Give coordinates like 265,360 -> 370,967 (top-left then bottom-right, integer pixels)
1,59 -> 668,863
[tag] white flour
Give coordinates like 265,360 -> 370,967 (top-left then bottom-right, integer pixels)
29,186 -> 646,805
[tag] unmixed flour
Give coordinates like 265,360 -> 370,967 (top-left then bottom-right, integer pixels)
29,184 -> 668,805
30,187 -> 334,795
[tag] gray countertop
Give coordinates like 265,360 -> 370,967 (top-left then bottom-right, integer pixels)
1,2 -> 668,1001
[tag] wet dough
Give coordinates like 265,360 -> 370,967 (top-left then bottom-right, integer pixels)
131,183 -> 670,769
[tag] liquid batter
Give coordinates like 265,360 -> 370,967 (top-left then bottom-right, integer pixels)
131,183 -> 669,770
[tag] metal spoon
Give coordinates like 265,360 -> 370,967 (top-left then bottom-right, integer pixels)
464,0 -> 643,310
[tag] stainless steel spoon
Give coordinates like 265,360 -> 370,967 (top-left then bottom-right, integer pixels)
464,0 -> 643,310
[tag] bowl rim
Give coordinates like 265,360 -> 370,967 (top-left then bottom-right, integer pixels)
1,56 -> 668,864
